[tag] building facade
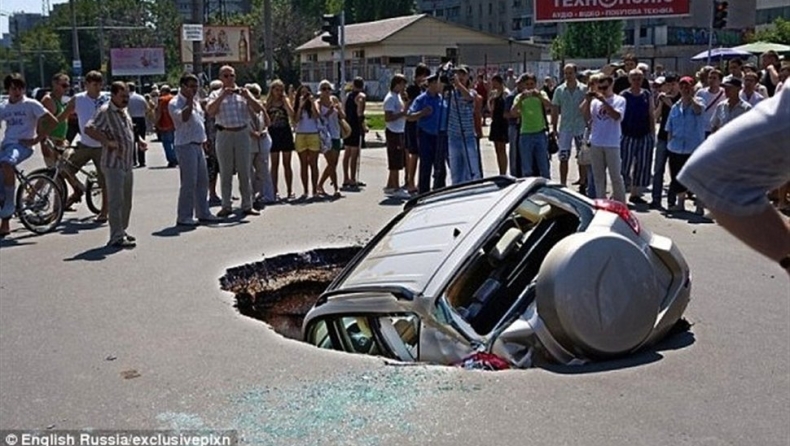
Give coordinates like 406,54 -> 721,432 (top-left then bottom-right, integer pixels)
2,12 -> 44,48
174,0 -> 251,21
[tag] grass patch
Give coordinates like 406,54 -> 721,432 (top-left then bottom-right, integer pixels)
366,114 -> 386,131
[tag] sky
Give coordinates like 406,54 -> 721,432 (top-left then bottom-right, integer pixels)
1,0 -> 68,34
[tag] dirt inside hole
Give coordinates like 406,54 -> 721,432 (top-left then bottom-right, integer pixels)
220,247 -> 362,340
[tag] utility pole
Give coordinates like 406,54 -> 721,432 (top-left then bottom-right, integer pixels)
192,0 -> 203,81
70,0 -> 81,83
98,0 -> 106,78
340,9 -> 345,91
707,0 -> 715,66
264,0 -> 273,84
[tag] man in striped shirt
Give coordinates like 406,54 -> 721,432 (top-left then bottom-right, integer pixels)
84,82 -> 148,248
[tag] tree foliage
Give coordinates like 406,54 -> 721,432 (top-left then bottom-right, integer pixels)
551,21 -> 624,60
748,17 -> 790,45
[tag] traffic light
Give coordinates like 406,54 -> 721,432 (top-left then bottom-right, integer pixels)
321,14 -> 339,46
713,1 -> 729,29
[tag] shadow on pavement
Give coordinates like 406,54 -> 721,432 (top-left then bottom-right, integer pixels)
0,232 -> 37,248
378,197 -> 407,207
543,321 -> 696,375
58,216 -> 105,235
662,210 -> 715,225
151,225 -> 198,237
63,244 -> 127,262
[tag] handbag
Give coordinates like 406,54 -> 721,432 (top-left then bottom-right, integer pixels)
541,103 -> 559,155
339,118 -> 352,140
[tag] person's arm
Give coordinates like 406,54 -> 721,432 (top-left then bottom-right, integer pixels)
710,106 -> 721,133
601,97 -> 622,120
648,93 -> 656,135
283,97 -> 295,123
510,93 -> 522,117
581,96 -> 593,122
206,89 -> 231,117
241,89 -> 264,113
691,97 -> 704,115
384,99 -> 407,122
453,78 -> 473,101
766,65 -> 780,85
154,98 -> 162,124
334,97 -> 346,120
169,97 -> 191,123
56,96 -> 75,123
708,207 -> 790,275
406,96 -> 430,120
84,111 -> 116,150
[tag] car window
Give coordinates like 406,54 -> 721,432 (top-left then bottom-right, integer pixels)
378,314 -> 420,361
306,314 -> 422,361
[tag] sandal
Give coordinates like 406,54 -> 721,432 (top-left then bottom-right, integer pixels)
65,192 -> 83,210
94,215 -> 108,223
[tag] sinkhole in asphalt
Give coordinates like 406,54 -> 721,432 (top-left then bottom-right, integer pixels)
220,247 -> 362,341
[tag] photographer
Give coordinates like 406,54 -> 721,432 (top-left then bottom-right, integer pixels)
511,73 -> 552,179
206,65 -> 265,217
447,66 -> 482,185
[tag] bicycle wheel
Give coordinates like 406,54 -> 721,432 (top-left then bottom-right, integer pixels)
85,178 -> 102,215
28,167 -> 68,203
15,174 -> 64,234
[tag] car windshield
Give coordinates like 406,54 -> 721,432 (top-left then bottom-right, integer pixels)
441,190 -> 583,335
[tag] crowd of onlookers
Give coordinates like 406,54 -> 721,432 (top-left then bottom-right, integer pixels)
1,49 -> 788,245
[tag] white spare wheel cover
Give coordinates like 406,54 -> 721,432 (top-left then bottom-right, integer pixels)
535,231 -> 660,359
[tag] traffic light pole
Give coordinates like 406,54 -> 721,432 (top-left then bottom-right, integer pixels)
340,10 -> 345,92
707,0 -> 714,66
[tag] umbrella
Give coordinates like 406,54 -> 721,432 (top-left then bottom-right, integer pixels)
732,42 -> 790,54
691,47 -> 753,61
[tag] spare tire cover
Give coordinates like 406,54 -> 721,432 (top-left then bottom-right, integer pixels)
536,232 -> 660,359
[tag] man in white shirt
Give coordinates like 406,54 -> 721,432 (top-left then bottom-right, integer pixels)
711,78 -> 751,134
169,73 -> 219,226
581,74 -> 627,203
382,74 -> 410,199
57,70 -> 110,222
0,73 -> 57,236
739,72 -> 764,107
127,83 -> 149,167
694,69 -> 725,137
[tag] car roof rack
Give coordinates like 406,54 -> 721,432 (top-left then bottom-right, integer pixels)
403,175 -> 519,212
315,285 -> 418,307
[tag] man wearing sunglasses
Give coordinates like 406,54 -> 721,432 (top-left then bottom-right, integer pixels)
206,65 -> 265,217
581,74 -> 627,203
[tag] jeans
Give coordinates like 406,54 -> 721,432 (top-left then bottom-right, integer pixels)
175,143 -> 212,222
132,117 -> 147,166
102,166 -> 133,243
508,125 -> 520,176
447,133 -> 481,185
518,131 -> 550,179
418,131 -> 447,194
216,128 -> 253,211
251,133 -> 275,202
590,146 -> 626,203
652,139 -> 675,206
159,130 -> 177,165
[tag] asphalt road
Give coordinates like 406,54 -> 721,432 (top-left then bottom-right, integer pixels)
0,135 -> 788,446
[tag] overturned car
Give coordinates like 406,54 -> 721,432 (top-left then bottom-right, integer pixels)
302,177 -> 691,368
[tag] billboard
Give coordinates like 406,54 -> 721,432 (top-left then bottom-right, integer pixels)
180,25 -> 251,64
110,48 -> 166,76
535,0 -> 691,23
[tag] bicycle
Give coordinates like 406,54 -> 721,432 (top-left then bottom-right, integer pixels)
0,166 -> 64,235
30,139 -> 102,214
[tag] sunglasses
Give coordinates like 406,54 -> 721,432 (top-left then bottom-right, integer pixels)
598,83 -> 611,89
222,74 -> 235,78
320,87 -> 332,91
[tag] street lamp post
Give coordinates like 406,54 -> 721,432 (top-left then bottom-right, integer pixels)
70,0 -> 81,82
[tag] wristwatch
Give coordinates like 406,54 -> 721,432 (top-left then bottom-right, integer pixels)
780,255 -> 790,271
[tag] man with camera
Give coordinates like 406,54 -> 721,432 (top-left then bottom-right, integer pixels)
446,66 -> 481,185
408,73 -> 448,194
511,73 -> 552,179
206,65 -> 265,217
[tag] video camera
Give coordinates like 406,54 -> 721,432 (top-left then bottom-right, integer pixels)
437,61 -> 456,85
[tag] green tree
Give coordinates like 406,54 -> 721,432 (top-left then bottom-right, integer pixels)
748,17 -> 790,45
15,25 -> 69,89
551,21 -> 624,60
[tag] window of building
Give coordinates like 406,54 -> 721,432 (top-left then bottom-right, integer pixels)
489,2 -> 493,14
436,8 -> 444,17
499,1 -> 506,13
512,18 -> 521,30
522,16 -> 532,27
513,0 -> 521,7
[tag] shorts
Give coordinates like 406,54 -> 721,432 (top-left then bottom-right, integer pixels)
331,138 -> 343,151
343,123 -> 363,148
405,121 -> 419,155
67,143 -> 106,187
0,143 -> 34,166
295,133 -> 320,152
385,129 -> 406,170
558,131 -> 584,162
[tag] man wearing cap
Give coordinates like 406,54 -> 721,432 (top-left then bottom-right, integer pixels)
504,68 -> 517,92
446,66 -> 481,185
664,76 -> 705,213
651,74 -> 681,209
408,73 -> 448,194
711,77 -> 751,134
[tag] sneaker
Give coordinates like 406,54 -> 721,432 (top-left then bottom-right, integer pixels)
208,196 -> 222,206
668,200 -> 686,213
198,215 -> 221,224
648,201 -> 662,210
383,187 -> 397,196
695,205 -> 705,215
216,208 -> 233,218
628,196 -> 647,205
176,219 -> 199,227
242,208 -> 260,216
124,233 -> 136,242
108,238 -> 136,248
392,188 -> 412,199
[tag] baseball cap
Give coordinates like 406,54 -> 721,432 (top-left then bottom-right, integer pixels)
722,77 -> 743,89
426,73 -> 440,83
679,76 -> 695,85
654,76 -> 666,85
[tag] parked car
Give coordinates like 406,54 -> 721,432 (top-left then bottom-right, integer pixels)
302,176 -> 691,368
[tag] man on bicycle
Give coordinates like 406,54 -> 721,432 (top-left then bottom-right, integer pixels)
56,70 -> 109,222
41,73 -> 84,208
0,73 -> 58,237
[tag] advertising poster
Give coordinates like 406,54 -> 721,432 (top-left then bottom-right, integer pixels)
535,0 -> 691,23
110,48 -> 166,76
181,25 -> 251,63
